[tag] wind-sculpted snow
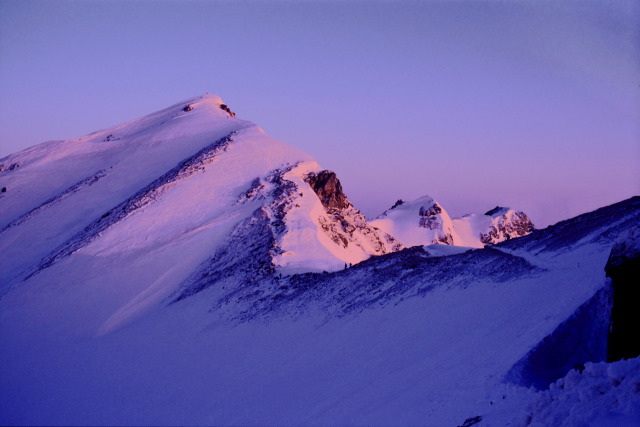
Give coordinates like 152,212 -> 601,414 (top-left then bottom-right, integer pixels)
28,132 -> 236,278
173,207 -> 277,302
505,285 -> 612,390
514,356 -> 640,425
0,169 -> 107,233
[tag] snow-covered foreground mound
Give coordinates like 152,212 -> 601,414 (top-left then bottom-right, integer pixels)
1,95 -> 639,425
519,357 -> 640,426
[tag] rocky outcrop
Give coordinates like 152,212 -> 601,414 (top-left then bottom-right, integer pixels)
418,202 -> 454,245
305,170 -> 401,254
0,162 -> 20,174
219,103 -> 236,118
390,199 -> 404,210
605,227 -> 640,362
305,170 -> 351,210
480,208 -> 534,245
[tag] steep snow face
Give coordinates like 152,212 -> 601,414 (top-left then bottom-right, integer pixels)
454,207 -> 534,247
370,196 -> 458,247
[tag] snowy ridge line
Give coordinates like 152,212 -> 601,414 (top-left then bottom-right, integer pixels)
172,163 -> 303,302
498,196 -> 640,254
0,169 -> 108,233
198,245 -> 543,323
25,132 -> 237,280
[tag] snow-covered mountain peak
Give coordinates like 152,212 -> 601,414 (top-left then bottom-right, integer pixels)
370,195 -> 457,247
453,207 -> 534,247
0,95 -> 401,298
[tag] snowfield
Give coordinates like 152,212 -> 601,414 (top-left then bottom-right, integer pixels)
1,95 -> 638,426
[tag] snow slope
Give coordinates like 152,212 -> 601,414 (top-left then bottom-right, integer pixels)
2,190 -> 638,425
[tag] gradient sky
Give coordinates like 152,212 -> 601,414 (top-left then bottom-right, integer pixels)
1,0 -> 638,227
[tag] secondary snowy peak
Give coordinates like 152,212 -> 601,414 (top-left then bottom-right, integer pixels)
481,206 -> 535,244
371,196 -> 534,249
454,207 -> 535,247
370,195 -> 457,247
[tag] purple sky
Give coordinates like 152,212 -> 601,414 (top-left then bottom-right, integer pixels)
1,0 -> 638,227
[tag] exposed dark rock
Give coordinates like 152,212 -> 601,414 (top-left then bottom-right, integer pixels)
304,170 -> 401,253
485,206 -> 505,216
390,199 -> 404,210
236,177 -> 266,204
418,203 -> 450,242
458,415 -> 482,427
419,203 -> 442,217
1,187 -> 6,193
219,103 -> 236,118
183,104 -> 194,112
0,162 -> 20,173
305,170 -> 351,210
419,215 -> 441,231
605,227 -> 640,362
